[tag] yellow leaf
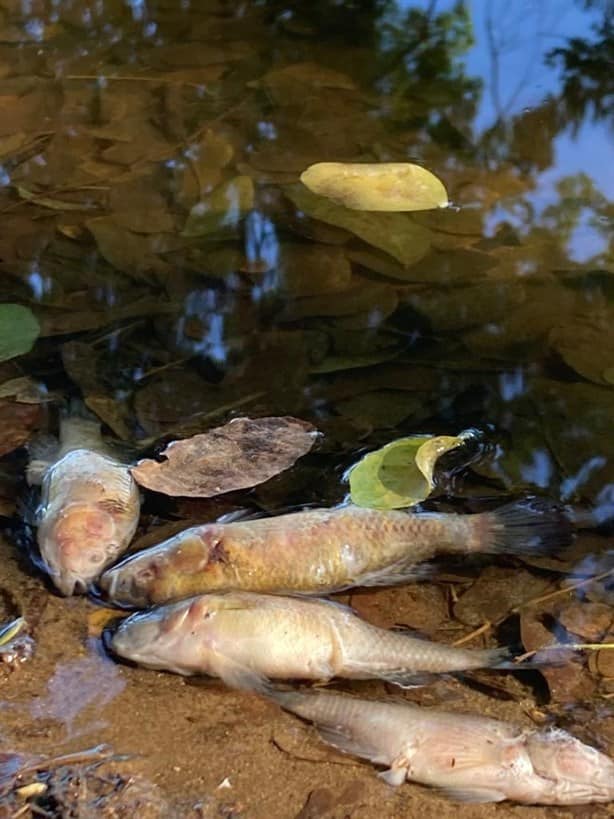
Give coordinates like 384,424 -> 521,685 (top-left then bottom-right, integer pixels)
300,162 -> 449,212
348,434 -> 466,509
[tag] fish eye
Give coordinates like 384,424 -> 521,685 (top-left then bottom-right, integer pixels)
88,551 -> 106,564
136,568 -> 155,583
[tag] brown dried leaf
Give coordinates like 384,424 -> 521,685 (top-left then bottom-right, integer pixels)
558,601 -> 613,643
0,399 -> 41,457
454,567 -> 552,627
131,416 -> 318,497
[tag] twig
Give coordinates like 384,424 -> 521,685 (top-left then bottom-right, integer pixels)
66,74 -> 205,89
451,620 -> 492,646
515,642 -> 614,663
13,745 -> 116,780
510,568 -> 614,613
450,568 -> 614,649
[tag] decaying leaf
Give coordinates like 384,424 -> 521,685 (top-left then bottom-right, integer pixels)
131,416 -> 318,497
285,184 -> 431,267
0,398 -> 41,457
0,304 -> 40,362
0,376 -> 46,404
182,176 -> 254,237
348,433 -> 466,509
549,318 -> 614,386
85,396 -> 133,441
300,162 -> 449,212
251,62 -> 357,105
309,347 -> 402,374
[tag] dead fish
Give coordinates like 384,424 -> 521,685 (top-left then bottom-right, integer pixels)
100,498 -> 570,607
28,414 -> 140,596
108,591 -> 529,688
270,689 -> 614,805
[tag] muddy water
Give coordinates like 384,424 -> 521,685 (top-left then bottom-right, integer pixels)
0,1 -> 613,816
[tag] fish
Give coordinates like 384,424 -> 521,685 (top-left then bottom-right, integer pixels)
107,591 -> 530,688
100,498 -> 570,607
28,413 -> 141,596
269,688 -> 614,805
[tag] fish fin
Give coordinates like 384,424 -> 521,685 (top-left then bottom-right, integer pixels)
209,651 -> 272,696
378,766 -> 407,787
17,486 -> 43,526
388,624 -> 433,640
26,434 -> 59,485
216,508 -> 265,524
473,646 -> 517,669
354,560 -> 435,589
438,787 -> 507,803
378,670 -> 439,688
483,645 -> 558,671
316,724 -> 384,763
482,497 -> 573,558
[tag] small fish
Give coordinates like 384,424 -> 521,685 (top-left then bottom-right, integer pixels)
270,689 -> 614,805
108,592 -> 525,688
29,413 -> 140,596
100,498 -> 570,607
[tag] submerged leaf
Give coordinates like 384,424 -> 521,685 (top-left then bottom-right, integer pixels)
300,162 -> 448,212
182,176 -> 254,237
348,434 -> 464,509
131,416 -> 318,497
286,185 -> 431,266
0,304 -> 40,362
0,398 -> 41,456
549,319 -> 614,386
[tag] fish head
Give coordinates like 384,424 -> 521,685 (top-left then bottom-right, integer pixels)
109,596 -> 215,674
100,525 -> 226,607
38,502 -> 119,596
527,729 -> 614,803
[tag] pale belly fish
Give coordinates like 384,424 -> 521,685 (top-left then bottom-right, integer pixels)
100,498 -> 571,607
269,689 -> 614,805
28,413 -> 141,596
109,591 -> 528,688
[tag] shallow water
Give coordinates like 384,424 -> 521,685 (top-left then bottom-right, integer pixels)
0,1 -> 613,816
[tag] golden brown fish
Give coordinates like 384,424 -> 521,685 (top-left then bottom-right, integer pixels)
108,591 -> 525,687
270,689 -> 614,804
100,499 -> 569,606
29,414 -> 140,596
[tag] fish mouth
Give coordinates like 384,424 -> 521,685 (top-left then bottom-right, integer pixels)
55,573 -> 88,597
99,567 -> 149,609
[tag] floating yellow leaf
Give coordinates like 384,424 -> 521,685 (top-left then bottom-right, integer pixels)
348,434 -> 465,509
300,162 -> 449,212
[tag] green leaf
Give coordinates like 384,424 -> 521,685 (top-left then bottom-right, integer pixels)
0,304 -> 40,362
348,434 -> 464,509
285,184 -> 431,267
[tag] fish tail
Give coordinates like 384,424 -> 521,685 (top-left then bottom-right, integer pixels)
472,645 -> 548,670
475,497 -> 572,558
